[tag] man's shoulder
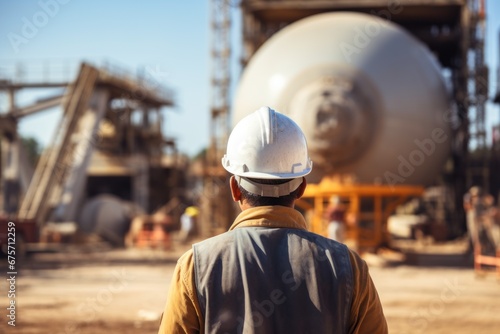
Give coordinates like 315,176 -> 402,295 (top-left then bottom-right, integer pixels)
191,230 -> 238,255
176,247 -> 194,268
194,229 -> 236,244
193,227 -> 346,248
291,228 -> 347,249
191,227 -> 356,266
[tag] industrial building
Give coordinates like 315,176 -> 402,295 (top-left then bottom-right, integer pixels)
0,0 -> 498,253
204,0 -> 499,250
0,62 -> 185,248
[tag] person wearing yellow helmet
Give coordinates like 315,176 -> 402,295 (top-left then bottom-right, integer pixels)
185,206 -> 199,217
179,206 -> 199,243
158,107 -> 387,333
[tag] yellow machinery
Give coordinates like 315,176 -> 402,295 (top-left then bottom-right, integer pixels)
297,176 -> 424,250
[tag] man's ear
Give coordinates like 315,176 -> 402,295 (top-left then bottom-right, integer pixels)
296,177 -> 307,199
230,176 -> 242,202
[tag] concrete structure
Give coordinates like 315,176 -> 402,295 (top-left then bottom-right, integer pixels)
0,62 -> 182,243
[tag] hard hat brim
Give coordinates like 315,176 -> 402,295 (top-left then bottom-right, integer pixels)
227,168 -> 312,179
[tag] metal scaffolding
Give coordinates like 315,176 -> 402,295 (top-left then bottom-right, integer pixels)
203,0 -> 235,235
492,28 -> 500,200
467,0 -> 489,191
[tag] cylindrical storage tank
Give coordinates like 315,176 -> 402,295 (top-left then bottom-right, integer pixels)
233,12 -> 451,185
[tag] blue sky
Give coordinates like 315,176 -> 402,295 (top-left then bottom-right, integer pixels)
0,0 -> 499,157
0,0 -> 238,157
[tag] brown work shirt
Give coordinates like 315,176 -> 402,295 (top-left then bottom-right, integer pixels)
158,206 -> 387,334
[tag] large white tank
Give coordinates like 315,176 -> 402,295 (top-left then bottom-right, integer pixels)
233,12 -> 451,185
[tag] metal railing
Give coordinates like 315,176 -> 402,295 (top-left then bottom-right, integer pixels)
0,59 -> 77,84
0,59 -> 174,101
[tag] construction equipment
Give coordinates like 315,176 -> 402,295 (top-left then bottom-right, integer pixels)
0,62 -> 180,249
233,11 -> 450,249
227,0 -> 491,249
18,64 -> 102,223
234,12 -> 451,185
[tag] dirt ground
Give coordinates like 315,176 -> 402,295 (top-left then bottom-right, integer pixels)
1,239 -> 499,334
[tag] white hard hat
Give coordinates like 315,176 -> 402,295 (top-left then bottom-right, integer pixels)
222,106 -> 312,197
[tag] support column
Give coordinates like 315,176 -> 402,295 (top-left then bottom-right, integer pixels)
1,137 -> 21,214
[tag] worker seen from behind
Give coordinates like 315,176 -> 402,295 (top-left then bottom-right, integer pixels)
158,107 -> 387,333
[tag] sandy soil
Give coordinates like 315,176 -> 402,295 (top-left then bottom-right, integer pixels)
1,240 -> 499,334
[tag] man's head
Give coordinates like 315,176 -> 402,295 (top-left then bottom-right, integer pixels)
222,107 -> 312,209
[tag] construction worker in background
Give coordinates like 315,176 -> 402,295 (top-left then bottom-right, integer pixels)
464,186 -> 482,252
179,206 -> 199,243
325,195 -> 347,243
464,187 -> 499,255
158,107 -> 387,333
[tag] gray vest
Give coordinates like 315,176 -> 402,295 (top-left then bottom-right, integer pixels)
193,227 -> 354,334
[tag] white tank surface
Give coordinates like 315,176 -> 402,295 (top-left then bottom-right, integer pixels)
233,12 -> 451,186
